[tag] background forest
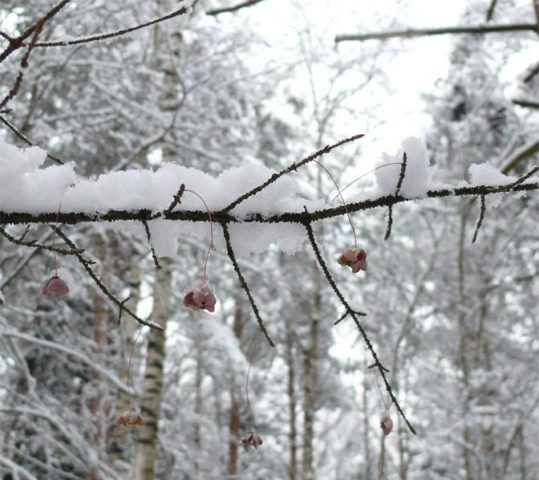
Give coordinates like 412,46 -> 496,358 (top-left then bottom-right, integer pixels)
0,0 -> 538,479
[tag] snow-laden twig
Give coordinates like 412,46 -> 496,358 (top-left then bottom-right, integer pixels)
220,133 -> 364,214
1,180 -> 536,226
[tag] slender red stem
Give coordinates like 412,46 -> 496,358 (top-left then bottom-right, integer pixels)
314,159 -> 358,247
330,162 -> 404,203
185,189 -> 214,281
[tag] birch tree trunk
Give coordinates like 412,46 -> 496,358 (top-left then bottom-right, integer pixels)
134,2 -> 182,475
109,256 -> 142,472
227,296 -> 244,476
285,320 -> 298,480
302,262 -> 321,480
134,264 -> 171,480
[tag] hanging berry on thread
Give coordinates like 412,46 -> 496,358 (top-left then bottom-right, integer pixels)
338,246 -> 367,273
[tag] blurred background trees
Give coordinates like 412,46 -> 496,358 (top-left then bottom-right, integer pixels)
0,0 -> 537,479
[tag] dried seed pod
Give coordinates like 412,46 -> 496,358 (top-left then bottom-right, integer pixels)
338,246 -> 367,273
42,275 -> 69,297
183,283 -> 217,313
380,413 -> 393,436
116,410 -> 143,427
241,431 -> 263,450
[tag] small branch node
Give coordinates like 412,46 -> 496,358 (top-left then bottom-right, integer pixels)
165,183 -> 186,215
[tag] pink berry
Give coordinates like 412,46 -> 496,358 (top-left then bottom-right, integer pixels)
42,275 -> 69,297
338,247 -> 367,273
183,283 -> 217,313
380,413 -> 393,436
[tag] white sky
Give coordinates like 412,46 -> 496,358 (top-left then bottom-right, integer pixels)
241,0 -> 468,160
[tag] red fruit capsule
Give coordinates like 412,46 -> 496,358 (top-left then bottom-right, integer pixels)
183,283 -> 217,313
116,410 -> 143,427
380,413 -> 393,436
42,275 -> 69,297
338,247 -> 367,273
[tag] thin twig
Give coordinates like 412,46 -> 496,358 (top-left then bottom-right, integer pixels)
303,214 -> 416,435
486,0 -> 499,21
472,195 -> 487,243
0,0 -> 73,64
334,311 -> 349,326
35,6 -> 188,48
221,222 -> 275,347
207,0 -> 266,16
165,184 -> 185,215
335,23 -> 537,43
384,153 -> 407,240
0,18 -> 45,112
220,133 -> 364,214
0,226 -> 84,256
313,159 -> 357,246
53,227 -> 162,330
142,219 -> 161,270
0,115 -> 64,165
509,165 -> 539,189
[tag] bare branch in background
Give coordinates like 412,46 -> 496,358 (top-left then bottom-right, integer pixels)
0,0 -> 73,64
512,98 -> 539,110
34,5 -> 188,48
335,23 -> 537,44
486,0 -> 499,21
52,227 -> 163,330
0,115 -> 65,165
207,0 -> 267,16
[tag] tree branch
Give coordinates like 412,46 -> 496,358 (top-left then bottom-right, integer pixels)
0,115 -> 64,164
303,215 -> 416,435
221,222 -> 275,347
34,6 -> 188,48
486,0 -> 499,21
207,0 -> 267,16
512,98 -> 539,110
220,133 -> 364,214
52,227 -> 162,330
335,23 -> 537,43
0,181 -> 536,226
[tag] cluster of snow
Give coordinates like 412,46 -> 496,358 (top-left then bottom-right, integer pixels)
468,162 -> 516,186
375,137 -> 430,198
